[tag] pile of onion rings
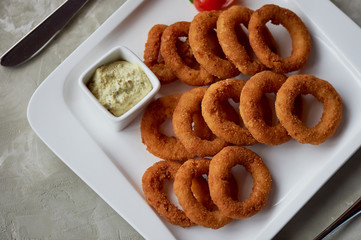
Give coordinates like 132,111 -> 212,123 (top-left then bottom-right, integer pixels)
139,71 -> 342,228
144,3 -> 311,83
142,146 -> 272,229
217,5 -> 279,76
139,2 -> 344,230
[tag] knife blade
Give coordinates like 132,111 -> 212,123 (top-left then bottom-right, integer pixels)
0,0 -> 89,67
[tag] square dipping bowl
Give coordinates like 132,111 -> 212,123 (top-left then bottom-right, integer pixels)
79,46 -> 160,131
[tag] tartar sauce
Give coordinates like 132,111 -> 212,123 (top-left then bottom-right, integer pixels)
87,60 -> 153,117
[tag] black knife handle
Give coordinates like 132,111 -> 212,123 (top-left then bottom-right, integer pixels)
1,0 -> 88,67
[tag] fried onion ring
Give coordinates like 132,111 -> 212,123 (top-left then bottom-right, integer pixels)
141,94 -> 197,161
142,160 -> 195,227
217,6 -> 278,76
275,74 -> 342,145
144,24 -> 177,84
160,21 -> 218,86
173,87 -> 228,157
174,158 -> 233,229
202,79 -> 258,145
190,175 -> 218,212
209,146 -> 272,219
189,10 -> 240,79
144,24 -> 200,84
240,71 -> 292,145
248,4 -> 311,73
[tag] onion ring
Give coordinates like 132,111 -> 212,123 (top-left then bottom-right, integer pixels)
248,4 -> 311,73
202,79 -> 258,145
208,146 -> 272,219
217,6 -> 278,76
142,160 -> 218,227
190,175 -> 218,212
191,165 -> 239,212
141,94 -> 198,161
173,87 -> 228,157
189,10 -> 240,79
160,21 -> 218,86
239,71 -> 293,145
144,24 -> 200,84
144,24 -> 177,84
275,74 -> 342,144
173,158 -> 233,229
142,160 -> 195,227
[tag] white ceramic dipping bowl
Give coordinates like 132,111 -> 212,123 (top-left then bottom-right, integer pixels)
79,46 -> 160,131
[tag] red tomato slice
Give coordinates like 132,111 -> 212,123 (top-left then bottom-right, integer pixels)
193,0 -> 234,11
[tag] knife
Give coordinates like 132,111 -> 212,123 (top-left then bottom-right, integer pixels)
0,0 -> 89,67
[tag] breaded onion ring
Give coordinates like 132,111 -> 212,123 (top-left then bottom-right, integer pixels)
142,161 -> 216,227
240,71 -> 292,145
174,158 -> 233,229
173,87 -> 228,157
217,6 -> 278,76
190,175 -> 218,212
141,94 -> 197,161
209,146 -> 272,219
275,74 -> 342,145
193,98 -> 240,142
192,166 -> 239,213
144,24 -> 177,84
202,79 -> 258,145
160,21 -> 218,86
248,4 -> 311,73
189,11 -> 240,79
142,160 -> 195,227
144,24 -> 199,84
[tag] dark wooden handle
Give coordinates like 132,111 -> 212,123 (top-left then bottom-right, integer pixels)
314,196 -> 361,240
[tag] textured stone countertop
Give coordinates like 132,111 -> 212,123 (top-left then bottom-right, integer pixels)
0,0 -> 360,239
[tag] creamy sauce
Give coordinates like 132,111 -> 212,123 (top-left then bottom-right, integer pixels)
87,60 -> 153,117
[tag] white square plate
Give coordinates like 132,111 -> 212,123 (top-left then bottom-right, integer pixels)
27,0 -> 361,239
